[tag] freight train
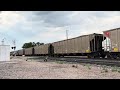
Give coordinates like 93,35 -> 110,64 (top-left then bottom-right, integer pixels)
10,27 -> 120,59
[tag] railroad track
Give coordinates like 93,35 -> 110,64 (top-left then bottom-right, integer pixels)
24,56 -> 120,67
48,57 -> 120,67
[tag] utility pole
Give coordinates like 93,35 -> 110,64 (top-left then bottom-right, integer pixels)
66,30 -> 68,40
1,38 -> 5,45
12,40 -> 16,57
1,39 -> 4,45
66,30 -> 69,53
13,40 -> 16,51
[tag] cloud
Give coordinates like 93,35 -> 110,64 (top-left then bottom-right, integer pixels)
30,11 -> 73,27
0,11 -> 26,29
0,11 -> 120,51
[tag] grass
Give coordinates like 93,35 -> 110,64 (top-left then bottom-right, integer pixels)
100,65 -> 120,73
111,66 -> 120,73
101,65 -> 109,73
101,68 -> 108,73
55,61 -> 64,64
117,70 -> 120,73
87,66 -> 91,70
111,67 -> 118,72
104,68 -> 108,73
83,64 -> 91,70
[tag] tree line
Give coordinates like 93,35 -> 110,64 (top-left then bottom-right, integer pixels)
22,42 -> 44,49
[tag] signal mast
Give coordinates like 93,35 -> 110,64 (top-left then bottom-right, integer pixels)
11,40 -> 16,56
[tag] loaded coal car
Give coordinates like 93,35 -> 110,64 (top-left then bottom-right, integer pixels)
17,49 -> 25,56
15,51 -> 19,56
51,33 -> 105,58
24,47 -> 34,56
34,44 -> 50,56
103,28 -> 120,59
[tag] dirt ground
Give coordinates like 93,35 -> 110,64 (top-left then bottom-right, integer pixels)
0,57 -> 120,79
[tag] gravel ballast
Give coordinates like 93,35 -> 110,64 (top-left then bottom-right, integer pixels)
0,57 -> 120,79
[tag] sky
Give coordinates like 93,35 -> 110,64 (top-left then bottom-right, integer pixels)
0,11 -> 120,51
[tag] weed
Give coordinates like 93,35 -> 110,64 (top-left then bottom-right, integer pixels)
101,71 -> 104,73
85,64 -> 91,70
72,65 -> 78,68
83,64 -> 86,66
111,67 -> 118,72
118,70 -> 120,73
112,69 -> 117,72
101,66 -> 108,73
88,66 -> 91,70
56,61 -> 64,64
104,69 -> 108,72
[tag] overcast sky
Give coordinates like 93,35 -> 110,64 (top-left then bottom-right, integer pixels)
0,11 -> 120,51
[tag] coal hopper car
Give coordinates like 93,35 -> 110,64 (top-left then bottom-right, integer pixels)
103,28 -> 120,59
51,33 -> 105,58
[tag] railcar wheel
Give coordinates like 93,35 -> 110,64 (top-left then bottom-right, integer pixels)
87,54 -> 93,58
101,55 -> 106,58
87,55 -> 91,58
106,54 -> 112,59
112,54 -> 119,59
